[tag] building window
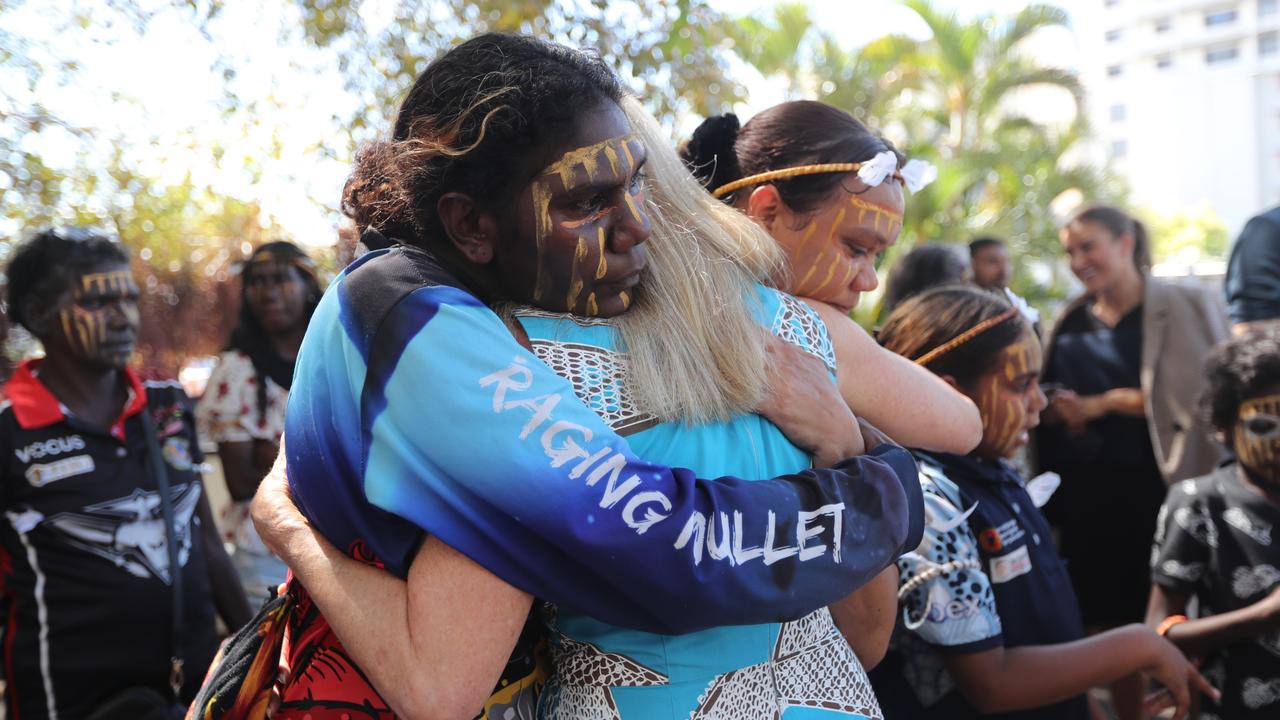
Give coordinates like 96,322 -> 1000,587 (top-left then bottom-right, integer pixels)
1105,28 -> 1123,43
1262,0 -> 1278,17
1205,9 -> 1238,26
1155,17 -> 1172,33
1206,46 -> 1240,63
1263,31 -> 1279,56
1111,104 -> 1126,122
1107,64 -> 1124,77
1156,54 -> 1174,69
1112,140 -> 1128,158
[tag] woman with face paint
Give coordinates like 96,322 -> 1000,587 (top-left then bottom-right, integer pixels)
682,103 -> 982,668
0,230 -> 251,720
197,241 -> 320,599
1034,205 -> 1228,718
1146,327 -> 1280,719
869,285 -> 1214,720
681,105 -> 981,463
233,34 -> 925,720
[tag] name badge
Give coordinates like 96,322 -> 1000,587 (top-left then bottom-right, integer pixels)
989,544 -> 1032,584
26,455 -> 96,487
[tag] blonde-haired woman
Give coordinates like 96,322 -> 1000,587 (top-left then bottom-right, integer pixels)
245,34 -> 932,720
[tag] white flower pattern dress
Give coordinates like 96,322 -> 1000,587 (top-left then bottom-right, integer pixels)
197,350 -> 289,596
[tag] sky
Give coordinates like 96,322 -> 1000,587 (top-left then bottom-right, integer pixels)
6,0 -> 1092,247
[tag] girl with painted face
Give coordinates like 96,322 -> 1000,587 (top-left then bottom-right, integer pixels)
1147,327 -> 1280,719
236,34 -> 926,720
682,103 -> 981,666
870,286 -> 1213,720
682,104 -> 980,461
197,241 -> 320,599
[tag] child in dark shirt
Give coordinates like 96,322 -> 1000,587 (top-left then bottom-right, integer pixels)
872,286 -> 1214,720
1148,326 -> 1280,718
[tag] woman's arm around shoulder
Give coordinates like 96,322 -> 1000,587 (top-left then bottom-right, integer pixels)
804,298 -> 981,454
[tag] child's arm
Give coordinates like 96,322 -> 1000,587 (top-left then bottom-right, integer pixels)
829,565 -> 898,670
1146,583 -> 1280,657
806,299 -> 982,454
942,624 -> 1213,717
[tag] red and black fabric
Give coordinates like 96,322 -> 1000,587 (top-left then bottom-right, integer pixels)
0,359 -> 220,720
186,582 -> 295,720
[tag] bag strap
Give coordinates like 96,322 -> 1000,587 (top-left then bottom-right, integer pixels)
140,405 -> 185,700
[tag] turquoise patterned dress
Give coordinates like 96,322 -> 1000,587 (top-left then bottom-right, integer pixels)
516,285 -> 884,720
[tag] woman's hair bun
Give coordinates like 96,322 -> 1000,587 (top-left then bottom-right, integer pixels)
680,113 -> 743,194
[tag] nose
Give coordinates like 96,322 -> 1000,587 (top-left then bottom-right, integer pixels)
853,263 -> 879,293
606,193 -> 652,254
1030,382 -> 1049,414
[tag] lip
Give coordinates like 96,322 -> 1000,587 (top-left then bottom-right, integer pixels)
597,269 -> 643,293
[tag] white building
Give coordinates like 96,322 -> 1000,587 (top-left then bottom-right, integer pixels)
1078,0 -> 1280,236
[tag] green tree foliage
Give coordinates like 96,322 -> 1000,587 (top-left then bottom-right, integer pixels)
1145,204 -> 1230,265
728,1 -> 1121,322
292,0 -> 744,140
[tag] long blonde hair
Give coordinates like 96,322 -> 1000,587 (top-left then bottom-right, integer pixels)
611,96 -> 786,423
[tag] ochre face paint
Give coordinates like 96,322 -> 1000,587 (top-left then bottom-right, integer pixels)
969,331 -> 1045,460
770,176 -> 905,312
1235,393 -> 1280,485
519,132 -> 650,317
57,266 -> 140,367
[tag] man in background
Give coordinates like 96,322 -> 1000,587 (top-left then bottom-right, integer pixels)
968,236 -> 1012,291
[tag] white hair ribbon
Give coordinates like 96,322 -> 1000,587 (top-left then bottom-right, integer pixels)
900,158 -> 938,193
856,150 -> 899,187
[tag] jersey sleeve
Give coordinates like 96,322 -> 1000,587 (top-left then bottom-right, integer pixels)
315,283 -> 923,636
1150,479 -> 1211,593
197,352 -> 256,444
1226,214 -> 1280,325
897,466 -> 1003,654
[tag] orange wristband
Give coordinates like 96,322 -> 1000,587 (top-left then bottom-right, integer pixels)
1157,614 -> 1188,637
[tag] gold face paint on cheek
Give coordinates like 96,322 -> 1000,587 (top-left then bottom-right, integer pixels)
978,339 -> 1034,456
60,306 -> 105,355
1236,394 -> 1280,479
566,237 -> 589,311
795,209 -> 845,293
530,180 -> 555,302
595,227 -> 608,280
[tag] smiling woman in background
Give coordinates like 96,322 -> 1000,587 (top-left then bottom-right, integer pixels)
1034,204 -> 1227,719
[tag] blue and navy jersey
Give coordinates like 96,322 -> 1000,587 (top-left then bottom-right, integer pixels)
872,451 -> 1087,720
284,244 -> 924,635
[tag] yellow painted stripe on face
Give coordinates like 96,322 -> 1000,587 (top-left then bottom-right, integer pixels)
596,227 -> 608,280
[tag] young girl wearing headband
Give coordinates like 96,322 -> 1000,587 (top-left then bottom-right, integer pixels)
871,286 -> 1214,720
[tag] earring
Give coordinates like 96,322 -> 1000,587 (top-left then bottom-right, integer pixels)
473,246 -> 492,262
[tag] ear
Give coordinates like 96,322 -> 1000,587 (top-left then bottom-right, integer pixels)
437,192 -> 500,265
746,185 -> 783,235
1116,231 -> 1136,256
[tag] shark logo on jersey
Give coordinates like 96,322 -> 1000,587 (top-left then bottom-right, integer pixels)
43,483 -> 201,584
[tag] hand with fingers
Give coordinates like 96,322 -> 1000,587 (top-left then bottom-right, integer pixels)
755,333 -> 863,467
